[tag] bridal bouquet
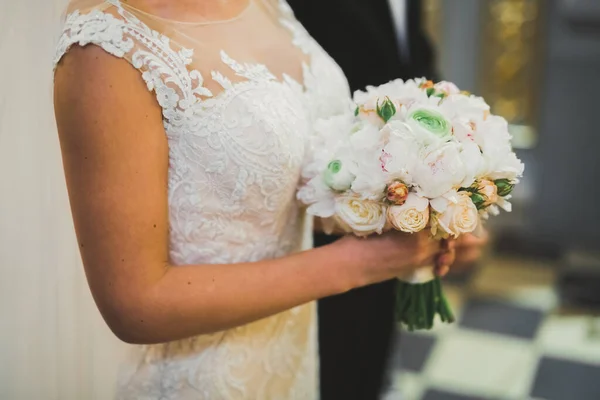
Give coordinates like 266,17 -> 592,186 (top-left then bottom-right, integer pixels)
298,78 -> 524,330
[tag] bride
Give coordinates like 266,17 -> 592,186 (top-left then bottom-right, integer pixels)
53,0 -> 455,398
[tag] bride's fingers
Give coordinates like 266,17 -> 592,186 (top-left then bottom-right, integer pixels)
436,249 -> 455,268
440,238 -> 457,251
435,265 -> 450,277
435,246 -> 456,277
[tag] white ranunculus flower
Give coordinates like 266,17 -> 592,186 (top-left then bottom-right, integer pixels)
406,107 -> 453,146
387,193 -> 430,233
413,142 -> 467,199
432,191 -> 479,237
302,114 -> 354,180
322,158 -> 356,192
335,197 -> 387,236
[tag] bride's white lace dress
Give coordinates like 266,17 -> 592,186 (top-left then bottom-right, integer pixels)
53,0 -> 350,398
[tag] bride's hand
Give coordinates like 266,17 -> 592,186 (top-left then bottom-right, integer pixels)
334,231 -> 455,287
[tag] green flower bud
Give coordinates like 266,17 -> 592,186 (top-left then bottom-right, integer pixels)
494,179 -> 514,197
470,193 -> 487,210
376,97 -> 397,123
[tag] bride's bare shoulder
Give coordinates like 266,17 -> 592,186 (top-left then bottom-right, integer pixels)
54,44 -> 160,129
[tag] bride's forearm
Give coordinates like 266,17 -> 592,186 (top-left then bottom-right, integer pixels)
111,241 -> 360,344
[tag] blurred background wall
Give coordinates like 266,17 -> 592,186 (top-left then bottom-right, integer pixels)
424,0 -> 600,259
0,1 -> 129,399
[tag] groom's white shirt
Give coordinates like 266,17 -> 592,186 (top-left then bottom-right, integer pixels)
387,0 -> 409,61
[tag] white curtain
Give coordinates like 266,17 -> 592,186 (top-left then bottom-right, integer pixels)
0,0 -> 128,398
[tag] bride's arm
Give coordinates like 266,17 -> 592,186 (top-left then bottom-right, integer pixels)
54,46 -> 446,345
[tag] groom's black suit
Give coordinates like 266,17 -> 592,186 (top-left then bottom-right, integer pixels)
287,0 -> 437,398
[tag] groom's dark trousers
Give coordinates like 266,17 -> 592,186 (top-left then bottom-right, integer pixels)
287,0 -> 437,398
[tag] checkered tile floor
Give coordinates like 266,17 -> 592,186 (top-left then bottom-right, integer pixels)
382,256 -> 600,400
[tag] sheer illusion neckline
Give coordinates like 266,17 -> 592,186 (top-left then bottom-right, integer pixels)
114,0 -> 255,26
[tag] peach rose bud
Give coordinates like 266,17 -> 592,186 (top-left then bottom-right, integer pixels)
386,181 -> 409,205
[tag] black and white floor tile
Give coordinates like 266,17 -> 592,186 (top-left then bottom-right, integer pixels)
382,255 -> 600,400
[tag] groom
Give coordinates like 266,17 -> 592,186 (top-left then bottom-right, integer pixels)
288,0 -> 485,399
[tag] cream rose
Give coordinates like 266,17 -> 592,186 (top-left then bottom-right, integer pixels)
335,197 -> 387,236
387,193 -> 430,233
433,191 -> 479,237
477,179 -> 498,206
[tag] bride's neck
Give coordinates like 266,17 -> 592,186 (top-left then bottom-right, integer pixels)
121,0 -> 251,21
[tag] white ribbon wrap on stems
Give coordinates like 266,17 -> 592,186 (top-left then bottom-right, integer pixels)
397,265 -> 436,284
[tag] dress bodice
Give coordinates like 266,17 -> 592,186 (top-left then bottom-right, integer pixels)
54,0 -> 350,398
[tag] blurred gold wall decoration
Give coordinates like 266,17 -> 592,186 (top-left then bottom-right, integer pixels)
479,0 -> 543,148
423,0 -> 443,53
422,0 -> 544,148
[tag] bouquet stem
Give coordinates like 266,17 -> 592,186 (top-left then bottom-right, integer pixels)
395,267 -> 455,331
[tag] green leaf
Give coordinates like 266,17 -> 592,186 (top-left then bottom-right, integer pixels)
354,106 -> 359,116
426,87 -> 435,97
495,179 -> 514,197
435,92 -> 446,99
376,97 -> 397,123
470,193 -> 486,209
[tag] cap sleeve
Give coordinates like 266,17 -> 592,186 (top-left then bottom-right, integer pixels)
53,1 -> 212,126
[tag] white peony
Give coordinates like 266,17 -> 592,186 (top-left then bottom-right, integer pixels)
413,142 -> 467,199
387,193 -> 430,233
431,191 -> 479,237
475,116 -> 524,180
335,197 -> 388,236
438,93 -> 490,122
451,117 -> 479,144
348,148 -> 389,200
297,177 -> 336,218
459,141 -> 485,188
381,121 -> 421,185
353,79 -> 408,106
354,79 -> 431,124
350,121 -> 385,151
434,81 -> 461,96
485,151 -> 525,181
